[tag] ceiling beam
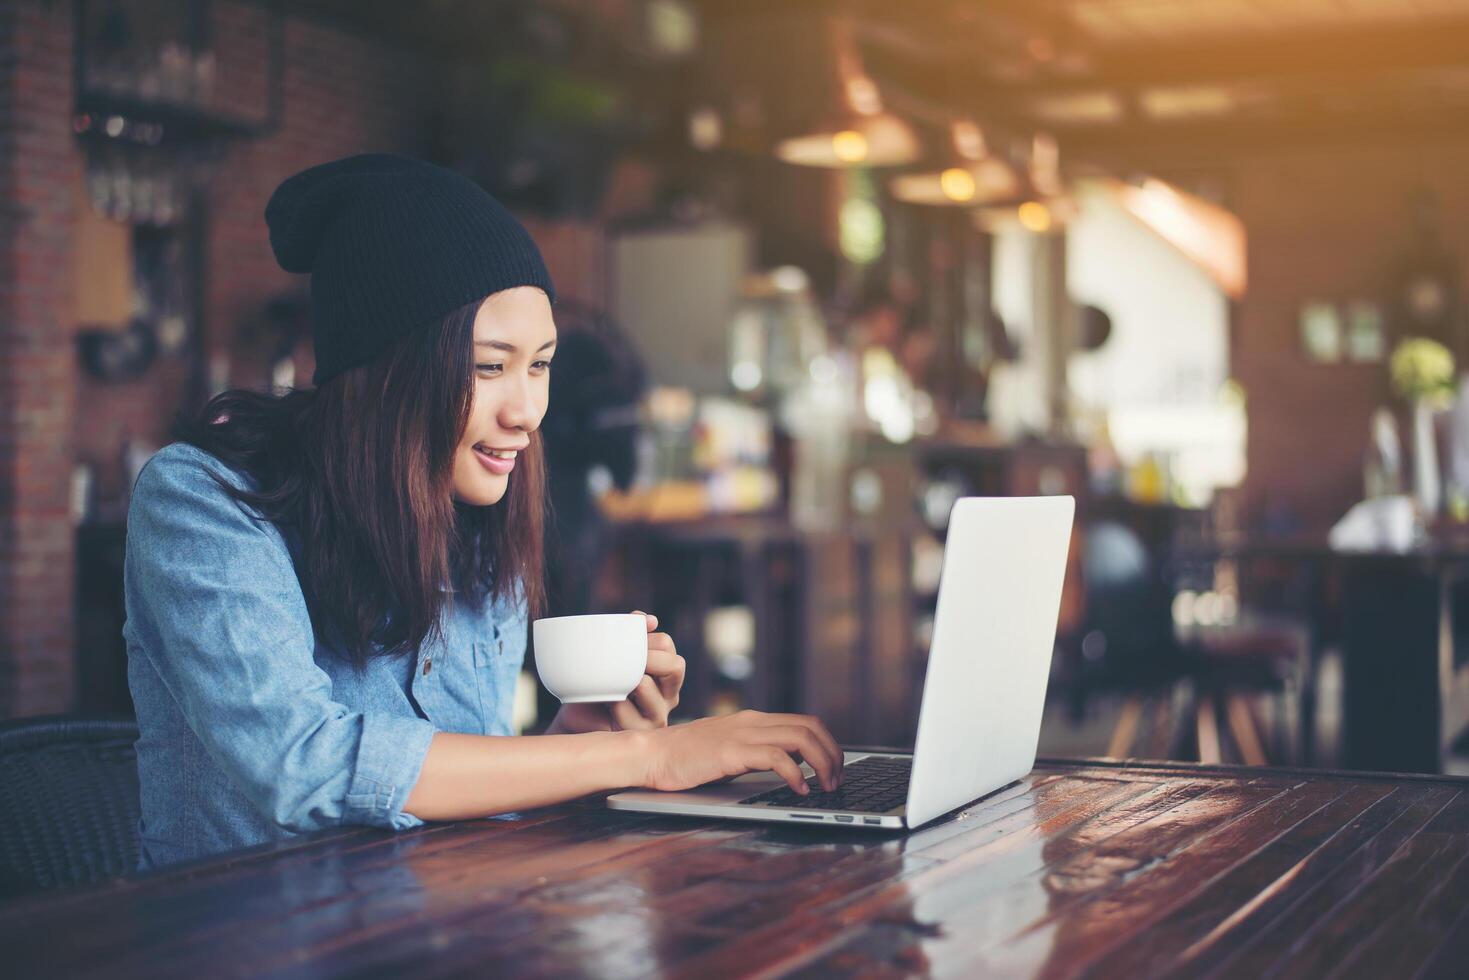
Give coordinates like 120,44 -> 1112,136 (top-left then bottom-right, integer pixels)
1057,110 -> 1469,169
985,20 -> 1469,93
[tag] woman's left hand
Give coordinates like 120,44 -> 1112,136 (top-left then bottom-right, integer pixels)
547,611 -> 685,734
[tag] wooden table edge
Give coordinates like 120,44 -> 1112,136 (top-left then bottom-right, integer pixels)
8,754 -> 1466,920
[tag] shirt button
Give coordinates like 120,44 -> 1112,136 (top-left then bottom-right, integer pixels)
422,659 -> 433,676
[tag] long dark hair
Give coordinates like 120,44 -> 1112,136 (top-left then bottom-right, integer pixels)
177,298 -> 547,666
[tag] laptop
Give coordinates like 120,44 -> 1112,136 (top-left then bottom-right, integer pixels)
608,495 -> 1075,831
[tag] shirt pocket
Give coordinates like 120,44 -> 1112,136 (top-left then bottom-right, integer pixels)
473,626 -> 521,736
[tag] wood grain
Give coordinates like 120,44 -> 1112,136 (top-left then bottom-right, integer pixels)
2,759 -> 1466,979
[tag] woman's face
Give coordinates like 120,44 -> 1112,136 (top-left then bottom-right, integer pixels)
451,286 -> 556,506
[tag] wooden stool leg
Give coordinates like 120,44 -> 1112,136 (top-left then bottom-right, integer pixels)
1166,683 -> 1192,759
1107,696 -> 1144,759
1279,679 -> 1298,764
1147,692 -> 1173,760
1227,695 -> 1268,766
1197,696 -> 1222,764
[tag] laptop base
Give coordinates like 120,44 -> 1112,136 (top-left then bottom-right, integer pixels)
606,751 -> 909,830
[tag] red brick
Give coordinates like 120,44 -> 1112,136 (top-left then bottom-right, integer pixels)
1,0 -> 602,718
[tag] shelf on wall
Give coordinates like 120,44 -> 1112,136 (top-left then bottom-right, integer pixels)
74,92 -> 271,143
73,0 -> 284,145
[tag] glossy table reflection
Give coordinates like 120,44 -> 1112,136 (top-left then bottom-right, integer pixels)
4,758 -> 1468,978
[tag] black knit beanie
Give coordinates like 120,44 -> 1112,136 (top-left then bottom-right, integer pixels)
264,153 -> 556,385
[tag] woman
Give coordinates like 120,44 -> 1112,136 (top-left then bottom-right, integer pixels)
124,155 -> 842,870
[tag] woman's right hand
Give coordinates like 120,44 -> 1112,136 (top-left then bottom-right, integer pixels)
636,710 -> 844,795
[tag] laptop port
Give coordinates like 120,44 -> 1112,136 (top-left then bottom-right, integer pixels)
835,815 -> 854,822
863,818 -> 881,825
790,813 -> 822,820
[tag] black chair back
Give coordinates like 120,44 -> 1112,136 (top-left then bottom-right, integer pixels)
0,715 -> 140,898
1080,520 -> 1182,683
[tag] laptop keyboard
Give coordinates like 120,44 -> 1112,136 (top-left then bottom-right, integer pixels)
739,755 -> 911,813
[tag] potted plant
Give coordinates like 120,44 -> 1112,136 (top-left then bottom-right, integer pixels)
1389,337 -> 1456,518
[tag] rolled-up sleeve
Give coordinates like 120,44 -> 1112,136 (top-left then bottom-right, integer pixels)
125,446 -> 436,833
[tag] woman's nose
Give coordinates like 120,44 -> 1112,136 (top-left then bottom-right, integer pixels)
498,377 -> 541,431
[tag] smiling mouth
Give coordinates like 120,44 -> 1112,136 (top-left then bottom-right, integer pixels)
473,444 -> 520,459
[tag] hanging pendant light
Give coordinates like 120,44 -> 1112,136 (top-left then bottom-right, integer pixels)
1017,132 -> 1075,229
773,17 -> 918,168
776,114 -> 919,168
888,119 -> 1022,206
970,132 -> 1078,232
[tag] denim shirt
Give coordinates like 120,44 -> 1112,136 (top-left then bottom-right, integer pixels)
123,443 -> 526,870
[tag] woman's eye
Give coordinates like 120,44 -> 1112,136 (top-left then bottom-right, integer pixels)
476,363 -> 503,375
533,360 -> 552,371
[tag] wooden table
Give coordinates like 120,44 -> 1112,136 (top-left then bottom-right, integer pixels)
4,758 -> 1467,978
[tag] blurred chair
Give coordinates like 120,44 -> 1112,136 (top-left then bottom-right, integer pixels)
0,715 -> 140,897
1072,517 -> 1303,764
1070,519 -> 1191,759
1183,621 -> 1305,766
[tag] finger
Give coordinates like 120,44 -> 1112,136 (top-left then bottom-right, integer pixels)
751,745 -> 809,794
610,698 -> 654,731
731,713 -> 838,787
748,713 -> 844,783
627,675 -> 670,727
647,631 -> 676,653
760,725 -> 840,791
628,674 -> 669,723
644,649 -> 680,676
631,610 -> 658,632
643,649 -> 686,703
803,718 -> 845,783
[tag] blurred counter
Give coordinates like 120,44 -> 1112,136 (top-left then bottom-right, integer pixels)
586,435 -> 1091,745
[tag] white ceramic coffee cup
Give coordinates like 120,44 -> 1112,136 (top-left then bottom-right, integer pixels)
532,613 -> 648,703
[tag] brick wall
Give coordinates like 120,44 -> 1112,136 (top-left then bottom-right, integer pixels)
0,2 -> 438,717
1,2 -> 613,719
1231,141 -> 1469,533
0,0 -> 83,716
73,8 -> 437,502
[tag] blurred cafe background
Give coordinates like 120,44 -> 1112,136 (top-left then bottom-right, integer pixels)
6,0 -> 1469,783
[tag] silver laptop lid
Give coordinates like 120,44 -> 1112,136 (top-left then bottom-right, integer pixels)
905,496 -> 1075,828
